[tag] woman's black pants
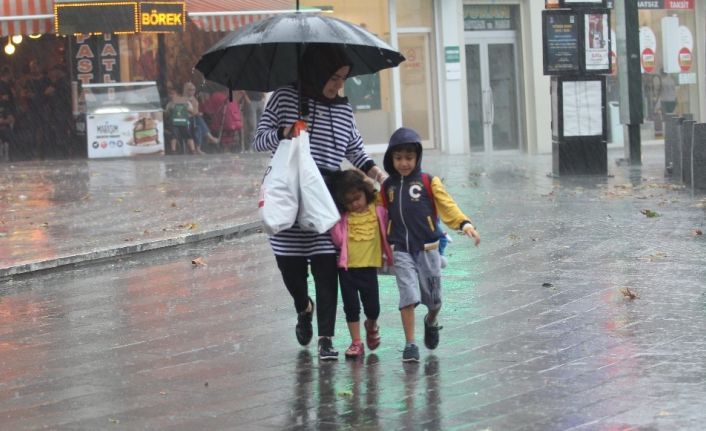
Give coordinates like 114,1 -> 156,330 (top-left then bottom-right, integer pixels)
275,254 -> 338,337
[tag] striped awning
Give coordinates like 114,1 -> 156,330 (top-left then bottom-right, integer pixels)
186,0 -> 294,32
0,0 -> 53,37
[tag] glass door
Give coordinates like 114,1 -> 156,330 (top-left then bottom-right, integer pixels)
465,31 -> 521,153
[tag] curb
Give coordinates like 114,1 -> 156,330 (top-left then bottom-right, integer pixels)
0,221 -> 263,279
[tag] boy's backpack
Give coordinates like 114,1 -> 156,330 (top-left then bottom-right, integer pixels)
381,173 -> 437,220
170,103 -> 190,127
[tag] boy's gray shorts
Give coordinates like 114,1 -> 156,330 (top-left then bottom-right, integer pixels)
393,249 -> 442,310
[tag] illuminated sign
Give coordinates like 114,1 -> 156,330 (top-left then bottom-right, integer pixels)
55,2 -> 138,35
55,1 -> 184,34
140,2 -> 185,32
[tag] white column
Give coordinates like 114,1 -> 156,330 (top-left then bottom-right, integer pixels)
436,0 -> 468,154
389,0 -> 402,129
522,0 -> 552,154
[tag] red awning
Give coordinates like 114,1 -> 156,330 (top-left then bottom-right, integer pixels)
0,0 -> 53,37
186,0 -> 293,32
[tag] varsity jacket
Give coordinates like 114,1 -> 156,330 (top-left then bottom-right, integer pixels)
382,127 -> 473,253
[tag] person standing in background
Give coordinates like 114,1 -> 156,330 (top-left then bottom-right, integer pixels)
243,90 -> 266,149
658,70 -> 678,116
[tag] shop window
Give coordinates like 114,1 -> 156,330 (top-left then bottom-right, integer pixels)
608,8 -> 697,140
301,0 -> 395,146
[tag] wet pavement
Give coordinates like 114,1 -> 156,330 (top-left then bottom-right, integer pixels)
1,145 -> 706,430
0,154 -> 268,276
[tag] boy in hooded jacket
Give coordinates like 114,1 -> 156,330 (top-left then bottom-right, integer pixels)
381,127 -> 481,362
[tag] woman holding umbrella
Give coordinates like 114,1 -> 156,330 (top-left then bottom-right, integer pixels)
253,44 -> 388,360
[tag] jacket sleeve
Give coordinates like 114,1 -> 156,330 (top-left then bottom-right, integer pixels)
431,176 -> 472,230
330,217 -> 346,249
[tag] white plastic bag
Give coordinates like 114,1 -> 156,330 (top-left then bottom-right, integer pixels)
296,131 -> 340,233
258,139 -> 299,235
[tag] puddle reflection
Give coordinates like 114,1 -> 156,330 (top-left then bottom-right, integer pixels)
288,351 -> 443,430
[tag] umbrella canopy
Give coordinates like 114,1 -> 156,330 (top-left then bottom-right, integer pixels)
195,12 -> 405,92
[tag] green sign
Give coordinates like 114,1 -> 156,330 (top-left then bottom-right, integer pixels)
445,46 -> 460,63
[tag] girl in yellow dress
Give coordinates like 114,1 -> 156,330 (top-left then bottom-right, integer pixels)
330,170 -> 393,358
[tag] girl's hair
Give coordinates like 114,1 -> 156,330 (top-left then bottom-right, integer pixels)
332,169 -> 376,213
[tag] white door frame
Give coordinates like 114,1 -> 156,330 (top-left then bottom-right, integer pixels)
464,29 -> 523,153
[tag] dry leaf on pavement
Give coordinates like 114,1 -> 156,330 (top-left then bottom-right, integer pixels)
693,229 -> 703,236
640,209 -> 660,218
192,256 -> 207,267
620,287 -> 638,299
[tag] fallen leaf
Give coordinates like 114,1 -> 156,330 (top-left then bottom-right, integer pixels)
645,252 -> 667,261
620,287 -> 638,299
640,209 -> 660,218
171,202 -> 177,208
108,418 -> 120,424
542,282 -> 553,288
160,391 -> 167,396
693,229 -> 703,236
338,390 -> 353,397
192,256 -> 207,267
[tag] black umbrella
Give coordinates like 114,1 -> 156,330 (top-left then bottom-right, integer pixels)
194,12 -> 405,93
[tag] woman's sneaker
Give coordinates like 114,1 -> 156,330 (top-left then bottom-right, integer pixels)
318,337 -> 339,360
402,343 -> 420,362
423,315 -> 442,350
364,319 -> 381,350
295,298 -> 314,346
344,341 -> 365,358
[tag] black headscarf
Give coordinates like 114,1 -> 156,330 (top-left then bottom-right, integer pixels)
298,44 -> 352,107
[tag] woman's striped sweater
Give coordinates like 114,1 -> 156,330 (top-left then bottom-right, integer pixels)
253,86 -> 374,256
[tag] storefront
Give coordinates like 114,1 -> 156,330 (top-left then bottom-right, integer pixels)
2,1 -> 704,159
611,0 -> 699,140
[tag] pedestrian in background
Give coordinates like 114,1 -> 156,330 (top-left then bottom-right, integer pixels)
243,90 -> 266,149
658,70 -> 678,116
381,127 -> 480,362
252,44 -> 387,360
330,169 -> 393,359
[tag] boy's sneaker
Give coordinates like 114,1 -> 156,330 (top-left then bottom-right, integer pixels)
402,343 -> 420,362
364,319 -> 381,350
423,315 -> 443,350
318,337 -> 339,360
295,297 -> 314,346
344,341 -> 365,358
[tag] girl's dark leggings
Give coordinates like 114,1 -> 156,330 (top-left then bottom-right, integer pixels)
338,267 -> 380,323
275,254 -> 338,337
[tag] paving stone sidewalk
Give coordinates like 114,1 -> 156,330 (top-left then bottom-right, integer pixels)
0,154 -> 271,277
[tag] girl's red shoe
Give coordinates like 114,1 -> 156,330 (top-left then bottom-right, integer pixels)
345,341 -> 364,358
364,320 -> 381,350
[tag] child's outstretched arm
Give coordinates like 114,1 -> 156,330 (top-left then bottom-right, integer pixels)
431,177 -> 481,247
461,222 -> 481,246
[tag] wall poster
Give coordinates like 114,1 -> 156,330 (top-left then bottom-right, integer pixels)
543,11 -> 580,74
584,13 -> 610,71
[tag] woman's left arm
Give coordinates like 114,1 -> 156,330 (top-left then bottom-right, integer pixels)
252,89 -> 285,152
345,120 -> 387,183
